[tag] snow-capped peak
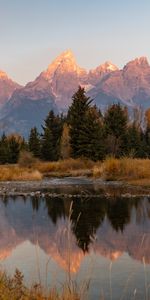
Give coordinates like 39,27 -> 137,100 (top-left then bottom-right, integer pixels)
88,61 -> 118,84
104,61 -> 118,71
98,61 -> 118,72
89,61 -> 118,75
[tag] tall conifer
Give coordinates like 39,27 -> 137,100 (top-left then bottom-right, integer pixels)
67,86 -> 93,158
41,110 -> 63,161
29,127 -> 41,158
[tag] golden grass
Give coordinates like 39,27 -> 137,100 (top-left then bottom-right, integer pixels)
0,270 -> 82,300
93,157 -> 150,181
0,158 -> 94,181
0,165 -> 42,181
36,158 -> 94,177
1,157 -> 150,183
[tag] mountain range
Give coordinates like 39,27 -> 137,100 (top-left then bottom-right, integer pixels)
0,50 -> 150,136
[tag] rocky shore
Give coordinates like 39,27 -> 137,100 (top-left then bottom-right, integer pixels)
0,177 -> 150,198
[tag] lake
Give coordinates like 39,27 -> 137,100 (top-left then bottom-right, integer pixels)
0,182 -> 150,299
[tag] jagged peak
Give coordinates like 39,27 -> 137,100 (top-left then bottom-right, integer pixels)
99,61 -> 118,71
57,49 -> 75,60
135,56 -> 149,65
90,61 -> 118,74
124,56 -> 149,69
47,49 -> 76,70
40,49 -> 86,80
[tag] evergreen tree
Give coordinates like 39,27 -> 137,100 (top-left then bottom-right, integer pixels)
20,137 -> 28,152
28,127 -> 41,158
144,108 -> 150,157
0,133 -> 28,164
104,103 -> 128,138
67,86 -> 93,158
126,123 -> 140,157
41,127 -> 55,161
78,106 -> 105,160
0,133 -> 9,164
8,136 -> 20,163
145,125 -> 150,147
104,104 -> 128,157
41,110 -> 63,161
126,123 -> 146,157
140,130 -> 147,158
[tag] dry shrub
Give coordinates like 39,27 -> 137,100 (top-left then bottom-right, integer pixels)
37,158 -> 94,174
92,161 -> 103,177
93,157 -> 150,181
0,166 -> 42,181
102,157 -> 121,180
93,157 -> 120,180
0,158 -> 94,181
15,170 -> 42,181
120,158 -> 150,179
18,150 -> 38,168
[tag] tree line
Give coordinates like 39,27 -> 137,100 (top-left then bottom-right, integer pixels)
1,86 -> 150,164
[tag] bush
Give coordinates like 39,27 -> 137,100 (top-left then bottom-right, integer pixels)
18,151 -> 37,168
93,157 -> 150,181
0,166 -> 42,181
37,158 -> 94,173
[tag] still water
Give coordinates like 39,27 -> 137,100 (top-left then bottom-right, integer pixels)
0,186 -> 150,299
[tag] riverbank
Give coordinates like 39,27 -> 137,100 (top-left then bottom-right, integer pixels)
0,177 -> 150,197
0,158 -> 93,181
1,158 -> 150,191
93,157 -> 150,186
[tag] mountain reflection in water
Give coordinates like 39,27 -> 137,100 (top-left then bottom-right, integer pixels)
0,192 -> 150,299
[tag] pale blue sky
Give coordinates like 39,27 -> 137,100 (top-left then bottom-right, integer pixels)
0,0 -> 150,85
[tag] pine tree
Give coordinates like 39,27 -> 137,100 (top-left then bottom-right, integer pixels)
144,108 -> 150,157
126,123 -> 142,157
8,136 -> 20,163
78,106 -> 105,160
0,133 -> 9,164
104,104 -> 128,138
67,86 -> 93,158
145,125 -> 150,148
104,104 -> 128,157
41,110 -> 63,161
20,137 -> 28,152
28,127 -> 41,158
41,127 -> 55,161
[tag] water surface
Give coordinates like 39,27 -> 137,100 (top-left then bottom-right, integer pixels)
0,189 -> 150,299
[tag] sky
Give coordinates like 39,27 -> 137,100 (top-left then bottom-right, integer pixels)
0,0 -> 150,85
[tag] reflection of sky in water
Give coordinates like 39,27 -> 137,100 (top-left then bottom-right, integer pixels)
0,195 -> 150,300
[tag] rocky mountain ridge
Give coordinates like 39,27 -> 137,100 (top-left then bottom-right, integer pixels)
0,50 -> 150,135
0,70 -> 21,108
